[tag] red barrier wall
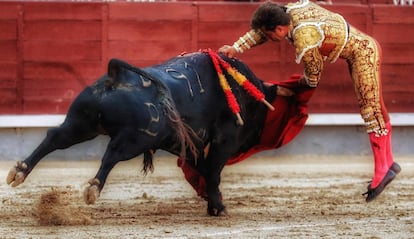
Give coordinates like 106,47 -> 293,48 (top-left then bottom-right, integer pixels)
0,2 -> 413,114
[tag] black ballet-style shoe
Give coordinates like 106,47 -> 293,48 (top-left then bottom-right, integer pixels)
365,162 -> 401,184
363,169 -> 397,203
390,162 -> 401,174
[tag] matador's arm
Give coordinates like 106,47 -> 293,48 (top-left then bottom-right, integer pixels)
300,48 -> 324,87
232,29 -> 268,53
292,25 -> 325,87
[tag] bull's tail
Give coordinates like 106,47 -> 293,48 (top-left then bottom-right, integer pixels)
161,93 -> 199,160
142,150 -> 154,175
107,58 -> 198,161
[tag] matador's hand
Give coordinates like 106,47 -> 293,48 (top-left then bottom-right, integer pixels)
276,86 -> 295,97
299,76 -> 318,87
264,82 -> 295,97
218,45 -> 238,58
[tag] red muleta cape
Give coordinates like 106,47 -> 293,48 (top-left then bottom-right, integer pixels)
178,74 -> 315,198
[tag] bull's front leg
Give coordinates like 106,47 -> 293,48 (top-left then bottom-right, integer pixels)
204,149 -> 228,216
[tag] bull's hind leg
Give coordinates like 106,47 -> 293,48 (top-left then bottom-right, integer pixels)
7,121 -> 98,187
84,135 -> 144,204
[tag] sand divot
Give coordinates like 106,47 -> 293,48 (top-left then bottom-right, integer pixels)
36,186 -> 95,226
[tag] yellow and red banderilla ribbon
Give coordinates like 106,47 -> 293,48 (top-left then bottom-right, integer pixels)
206,49 -> 274,125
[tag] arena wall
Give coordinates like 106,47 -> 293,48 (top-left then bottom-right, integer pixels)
0,113 -> 413,161
0,1 -> 413,114
0,1 -> 413,160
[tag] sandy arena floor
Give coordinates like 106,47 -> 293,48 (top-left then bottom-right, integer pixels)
0,155 -> 413,238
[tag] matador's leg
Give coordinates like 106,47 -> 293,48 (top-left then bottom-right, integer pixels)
346,32 -> 400,202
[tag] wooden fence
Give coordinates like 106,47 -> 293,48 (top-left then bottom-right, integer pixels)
0,1 -> 413,114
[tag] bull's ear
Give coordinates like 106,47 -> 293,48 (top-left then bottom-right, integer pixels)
108,58 -> 122,79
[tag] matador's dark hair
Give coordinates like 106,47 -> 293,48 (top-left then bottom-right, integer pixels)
250,1 -> 290,31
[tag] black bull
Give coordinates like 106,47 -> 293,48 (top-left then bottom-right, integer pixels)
6,52 -> 309,216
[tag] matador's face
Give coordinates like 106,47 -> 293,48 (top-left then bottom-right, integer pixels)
261,25 -> 289,42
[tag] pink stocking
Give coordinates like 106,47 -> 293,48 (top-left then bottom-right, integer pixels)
385,122 -> 394,168
369,132 -> 389,188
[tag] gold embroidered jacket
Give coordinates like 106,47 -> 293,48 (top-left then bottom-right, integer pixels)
233,0 -> 348,86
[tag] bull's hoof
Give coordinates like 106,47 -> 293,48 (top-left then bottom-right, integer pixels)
363,169 -> 397,203
6,161 -> 28,187
84,178 -> 100,205
208,201 -> 227,216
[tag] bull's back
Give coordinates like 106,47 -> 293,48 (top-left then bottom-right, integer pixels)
144,52 -> 270,154
144,53 -> 226,128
